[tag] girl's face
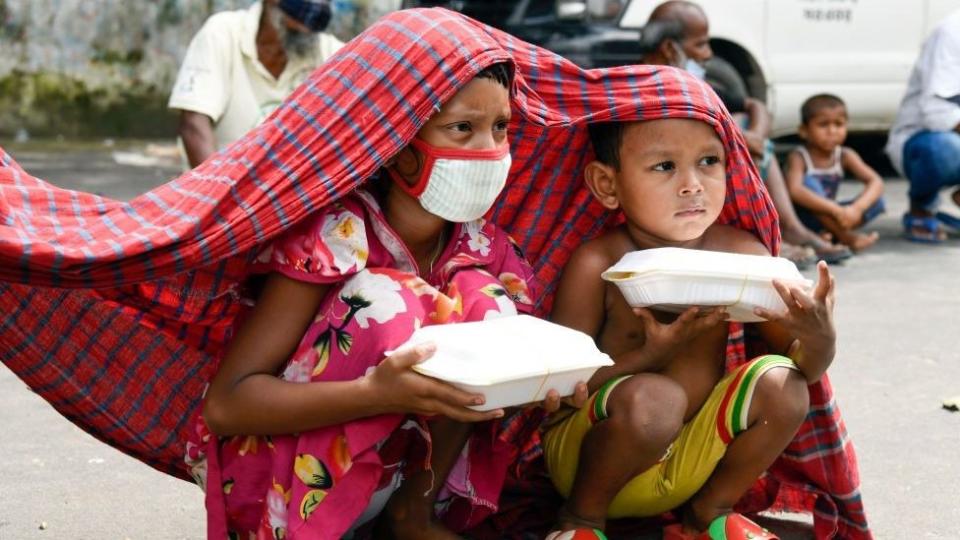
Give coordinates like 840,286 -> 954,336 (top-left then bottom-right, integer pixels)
392,76 -> 511,181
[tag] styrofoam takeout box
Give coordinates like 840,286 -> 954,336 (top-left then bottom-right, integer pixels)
398,315 -> 613,411
601,247 -> 813,322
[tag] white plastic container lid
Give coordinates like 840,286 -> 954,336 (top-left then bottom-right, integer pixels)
602,247 -> 808,282
601,247 -> 813,322
401,315 -> 613,386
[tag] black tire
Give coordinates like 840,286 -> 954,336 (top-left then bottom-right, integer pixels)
706,55 -> 749,103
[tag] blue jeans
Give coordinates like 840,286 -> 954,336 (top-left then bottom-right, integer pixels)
796,175 -> 886,232
902,130 -> 960,211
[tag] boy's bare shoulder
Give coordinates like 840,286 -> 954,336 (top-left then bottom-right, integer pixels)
701,224 -> 771,256
566,227 -> 633,277
785,148 -> 806,165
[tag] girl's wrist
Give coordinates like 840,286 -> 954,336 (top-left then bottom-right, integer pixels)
353,375 -> 389,417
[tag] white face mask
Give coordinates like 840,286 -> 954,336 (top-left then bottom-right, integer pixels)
389,138 -> 512,223
671,41 -> 707,80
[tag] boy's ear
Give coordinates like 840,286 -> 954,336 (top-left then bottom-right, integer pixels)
584,160 -> 621,210
797,124 -> 808,140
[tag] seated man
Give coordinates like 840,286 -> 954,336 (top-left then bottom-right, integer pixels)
886,9 -> 960,243
169,0 -> 343,168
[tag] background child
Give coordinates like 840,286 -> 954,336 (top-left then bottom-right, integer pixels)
785,94 -> 886,252
544,117 -> 837,539
198,63 -> 584,540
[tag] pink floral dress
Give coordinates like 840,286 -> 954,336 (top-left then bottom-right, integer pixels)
185,189 -> 538,539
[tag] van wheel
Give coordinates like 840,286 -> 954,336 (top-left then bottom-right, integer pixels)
706,56 -> 749,103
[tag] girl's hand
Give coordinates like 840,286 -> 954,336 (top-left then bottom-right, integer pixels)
631,306 -> 729,371
364,343 -> 505,423
540,382 -> 589,413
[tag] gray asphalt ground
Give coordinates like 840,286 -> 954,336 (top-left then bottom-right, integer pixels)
1,141 -> 958,539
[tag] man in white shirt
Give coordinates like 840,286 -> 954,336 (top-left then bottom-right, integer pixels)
886,11 -> 960,243
169,0 -> 343,168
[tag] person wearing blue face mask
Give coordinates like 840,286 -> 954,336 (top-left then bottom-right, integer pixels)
639,1 -> 711,79
169,0 -> 343,169
639,1 -> 853,268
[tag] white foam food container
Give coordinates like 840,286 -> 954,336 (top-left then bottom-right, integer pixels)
401,315 -> 613,411
601,247 -> 813,323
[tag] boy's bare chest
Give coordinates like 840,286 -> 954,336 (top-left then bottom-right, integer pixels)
598,283 -> 728,369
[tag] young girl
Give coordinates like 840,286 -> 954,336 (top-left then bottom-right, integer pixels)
194,63 -> 584,539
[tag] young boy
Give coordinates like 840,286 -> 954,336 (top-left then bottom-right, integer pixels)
785,94 -> 886,252
544,117 -> 838,539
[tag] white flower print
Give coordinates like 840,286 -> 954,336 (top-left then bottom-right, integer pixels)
339,270 -> 407,329
266,482 -> 289,533
321,210 -> 369,273
483,291 -> 519,320
281,349 -> 315,383
464,220 -> 492,256
256,244 -> 275,264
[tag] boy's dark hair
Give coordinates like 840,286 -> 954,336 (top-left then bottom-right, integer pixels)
475,62 -> 513,90
800,93 -> 846,124
588,121 -> 627,170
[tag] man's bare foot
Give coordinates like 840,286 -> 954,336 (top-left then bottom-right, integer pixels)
844,231 -> 880,252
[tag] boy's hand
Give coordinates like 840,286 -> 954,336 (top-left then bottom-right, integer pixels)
631,306 -> 729,371
835,205 -> 862,229
754,261 -> 837,381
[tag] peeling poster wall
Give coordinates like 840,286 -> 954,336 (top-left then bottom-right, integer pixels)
0,0 -> 400,139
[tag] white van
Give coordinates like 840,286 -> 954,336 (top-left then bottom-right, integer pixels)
406,1 -> 960,135
617,0 -> 960,134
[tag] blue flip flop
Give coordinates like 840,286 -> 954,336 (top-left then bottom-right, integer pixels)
935,211 -> 960,231
903,213 -> 947,244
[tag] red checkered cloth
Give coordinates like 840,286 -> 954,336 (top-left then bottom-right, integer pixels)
0,8 -> 868,539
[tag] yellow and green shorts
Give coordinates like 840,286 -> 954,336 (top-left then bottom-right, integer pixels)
543,354 -> 798,518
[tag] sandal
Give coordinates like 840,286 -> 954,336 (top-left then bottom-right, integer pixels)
935,211 -> 960,232
779,242 -> 816,270
902,213 -> 947,244
545,528 -> 608,540
812,243 -> 852,264
662,513 -> 778,540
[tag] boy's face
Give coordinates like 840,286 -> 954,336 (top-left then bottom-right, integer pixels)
800,106 -> 848,154
592,119 -> 726,245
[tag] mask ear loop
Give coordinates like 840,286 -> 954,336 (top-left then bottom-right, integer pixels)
387,142 -> 434,197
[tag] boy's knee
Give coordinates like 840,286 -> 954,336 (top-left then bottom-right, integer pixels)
606,375 -> 687,448
754,367 -> 809,427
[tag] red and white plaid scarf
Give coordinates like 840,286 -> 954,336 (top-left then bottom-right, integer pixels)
0,8 -> 867,539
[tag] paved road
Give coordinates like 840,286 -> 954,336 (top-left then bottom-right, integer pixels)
1,142 -> 958,539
